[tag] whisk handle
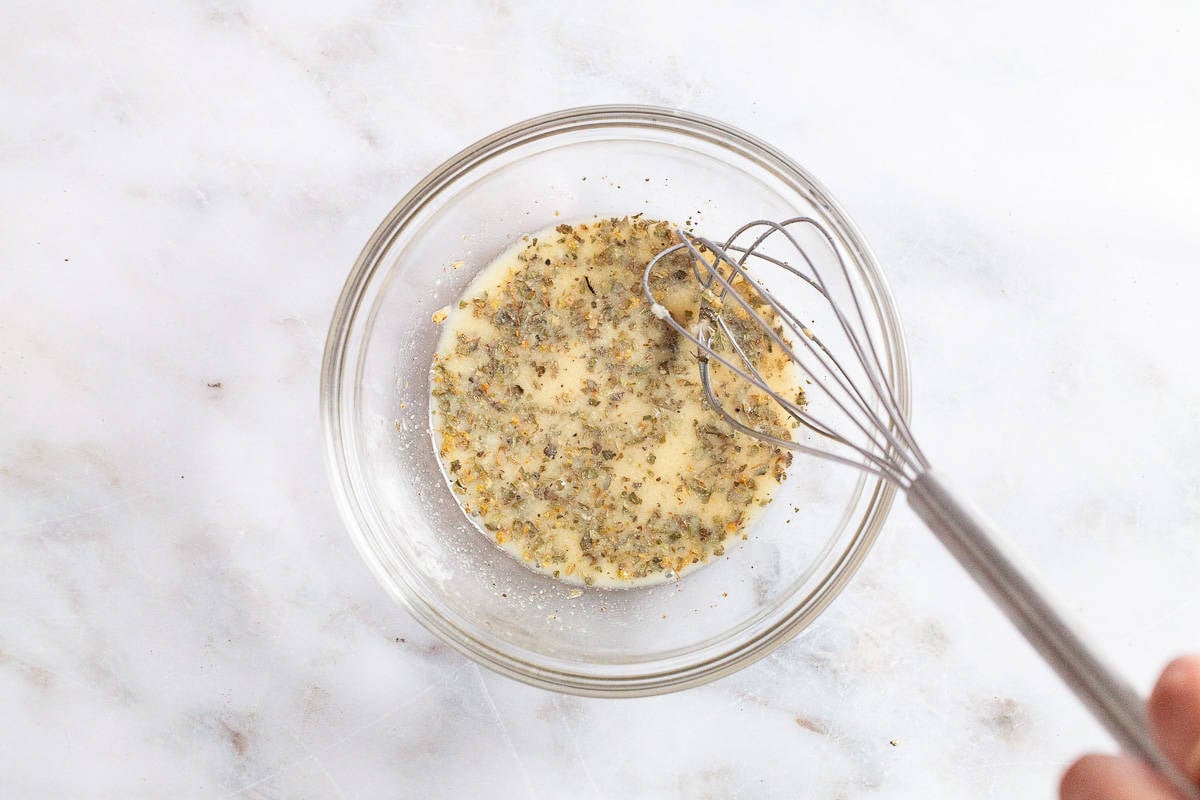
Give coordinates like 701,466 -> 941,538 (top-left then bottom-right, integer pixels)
907,471 -> 1198,800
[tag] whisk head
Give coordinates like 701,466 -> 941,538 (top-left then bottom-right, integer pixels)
642,218 -> 927,489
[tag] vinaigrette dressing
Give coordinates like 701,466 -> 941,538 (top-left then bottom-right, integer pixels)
430,217 -> 800,587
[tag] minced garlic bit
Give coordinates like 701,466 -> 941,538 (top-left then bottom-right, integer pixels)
430,216 -> 799,587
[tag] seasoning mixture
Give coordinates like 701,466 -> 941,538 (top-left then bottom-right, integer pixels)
430,216 -> 800,587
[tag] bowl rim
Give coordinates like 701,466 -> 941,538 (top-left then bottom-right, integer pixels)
321,104 -> 911,696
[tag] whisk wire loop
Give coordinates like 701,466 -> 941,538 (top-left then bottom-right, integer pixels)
684,232 -> 908,470
643,238 -> 910,486
718,219 -> 927,473
642,256 -> 903,483
648,220 -> 927,487
680,234 -> 909,481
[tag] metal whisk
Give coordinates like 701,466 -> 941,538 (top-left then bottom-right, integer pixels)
642,218 -> 1197,800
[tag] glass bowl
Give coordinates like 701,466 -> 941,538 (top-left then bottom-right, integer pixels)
321,105 -> 910,696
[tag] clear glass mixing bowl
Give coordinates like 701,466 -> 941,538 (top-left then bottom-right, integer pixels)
321,105 -> 910,695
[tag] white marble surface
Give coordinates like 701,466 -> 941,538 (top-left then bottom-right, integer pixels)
3,2 -> 1199,797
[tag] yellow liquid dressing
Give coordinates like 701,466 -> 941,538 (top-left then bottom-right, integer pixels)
430,217 -> 802,587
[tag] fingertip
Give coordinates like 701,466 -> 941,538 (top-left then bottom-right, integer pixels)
1151,657 -> 1200,715
1061,754 -> 1117,800
1149,656 -> 1200,779
1060,753 -> 1182,800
